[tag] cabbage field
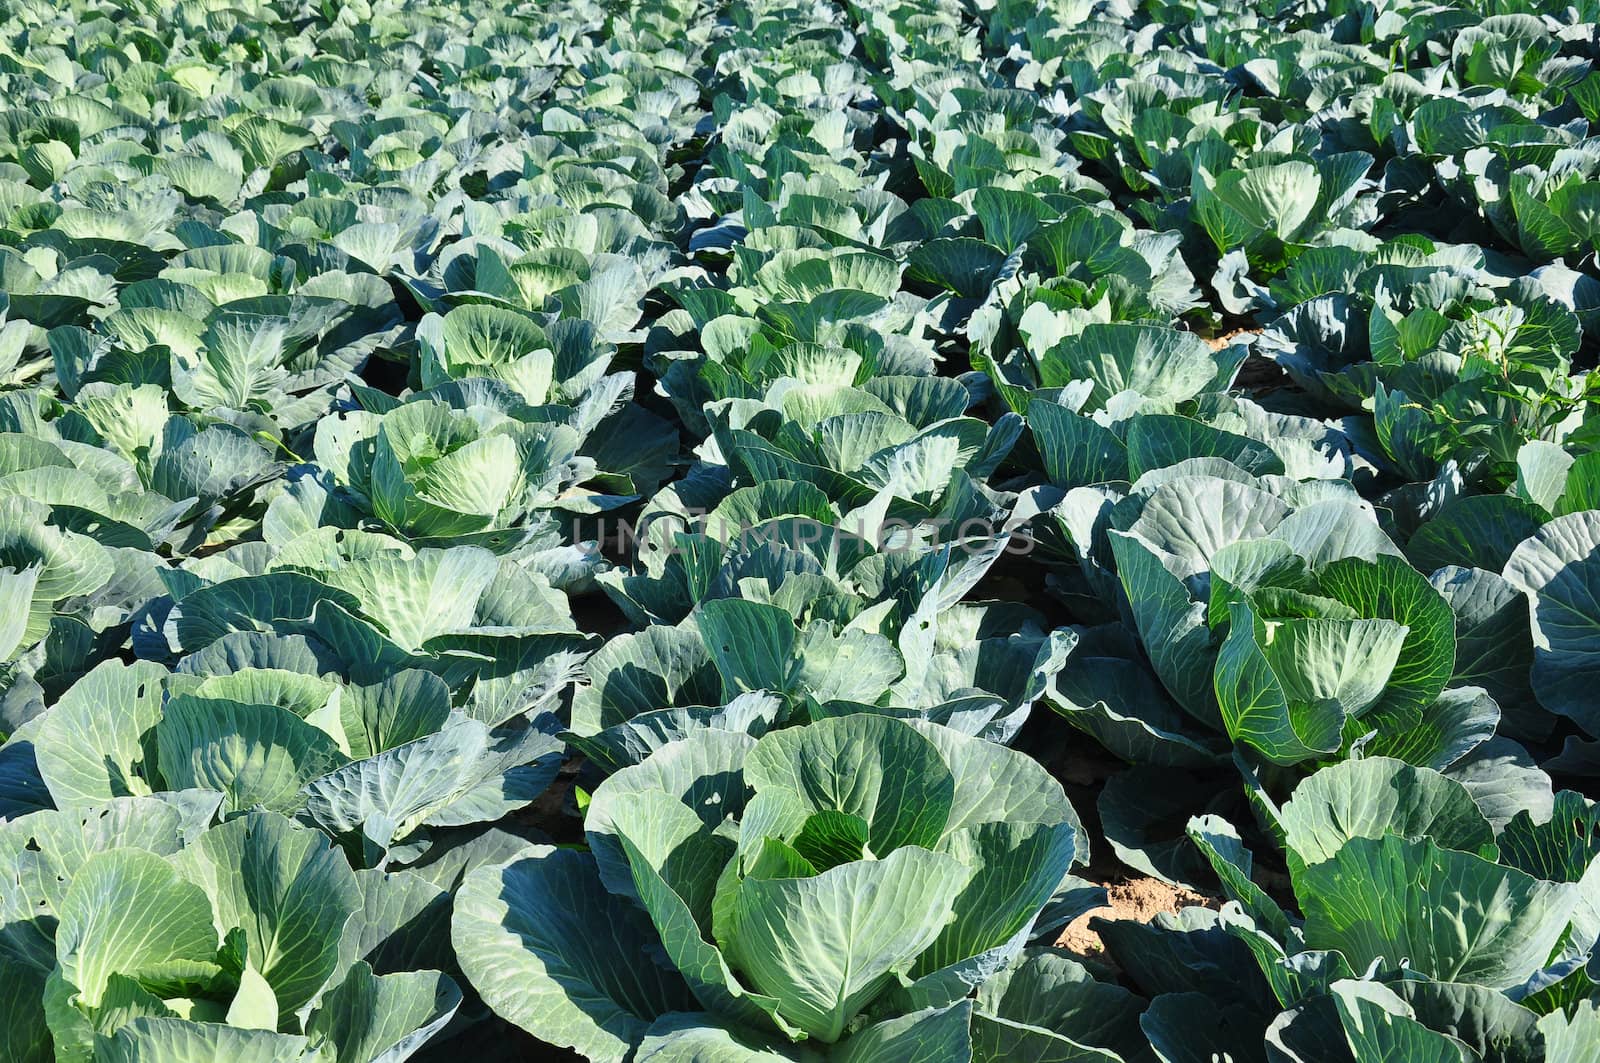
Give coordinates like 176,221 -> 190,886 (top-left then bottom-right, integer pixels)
5,0 -> 1600,1059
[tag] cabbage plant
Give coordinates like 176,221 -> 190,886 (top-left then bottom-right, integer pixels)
453,714 -> 1100,1060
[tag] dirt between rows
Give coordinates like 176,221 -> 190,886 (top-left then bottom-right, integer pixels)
1056,876 -> 1220,961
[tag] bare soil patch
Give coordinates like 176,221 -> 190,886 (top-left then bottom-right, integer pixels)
1056,876 -> 1220,962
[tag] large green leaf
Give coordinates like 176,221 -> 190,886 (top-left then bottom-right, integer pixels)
1038,324 -> 1220,410
1392,978 -> 1542,1062
312,546 -> 499,652
55,849 -> 219,1008
1279,757 -> 1496,869
1297,834 -> 1577,989
695,598 -> 799,698
914,820 -> 1080,978
837,1001 -> 975,1063
94,1018 -> 314,1062
906,720 -> 1084,853
570,623 -> 721,735
1540,1000 -> 1600,1063
1215,601 -> 1391,764
452,846 -> 698,1062
1211,161 -> 1320,240
0,792 -> 216,969
721,844 -> 969,1042
302,712 -> 561,854
1027,400 -> 1128,490
32,660 -> 168,805
1358,687 -> 1499,770
304,961 -> 460,1063
156,694 -> 348,814
744,714 -> 955,856
1126,415 -> 1283,480
1315,554 -> 1455,720
971,949 -> 1147,1063
620,830 -> 789,1036
585,727 -> 756,903
338,669 -> 453,760
1504,511 -> 1600,732
633,1014 -> 803,1062
1107,532 -> 1221,726
173,573 -> 361,652
1408,495 -> 1546,573
172,812 -> 361,1017
1329,981 -> 1470,1063
0,961 -> 50,1063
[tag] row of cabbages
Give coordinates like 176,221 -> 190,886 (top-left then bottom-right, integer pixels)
2,0 -> 1600,1059
0,0 -> 691,1056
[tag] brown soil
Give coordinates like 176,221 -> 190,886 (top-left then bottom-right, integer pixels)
1056,877 -> 1220,962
